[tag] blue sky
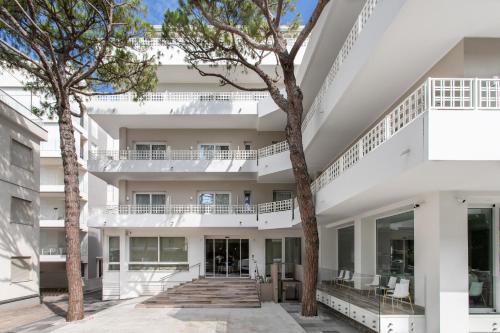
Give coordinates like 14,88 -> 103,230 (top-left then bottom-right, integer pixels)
143,0 -> 316,25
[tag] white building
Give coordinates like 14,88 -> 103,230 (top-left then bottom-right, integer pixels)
0,71 -> 110,293
0,0 -> 492,332
0,89 -> 47,307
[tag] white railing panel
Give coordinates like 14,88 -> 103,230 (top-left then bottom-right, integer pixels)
92,91 -> 269,103
89,149 -> 257,161
258,141 -> 289,158
258,199 -> 293,214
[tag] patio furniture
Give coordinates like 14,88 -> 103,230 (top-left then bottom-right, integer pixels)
366,275 -> 380,296
380,276 -> 398,301
334,270 -> 345,285
341,271 -> 351,288
469,281 -> 486,306
389,282 -> 414,313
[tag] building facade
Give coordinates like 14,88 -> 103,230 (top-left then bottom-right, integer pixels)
0,71 -> 109,293
0,89 -> 47,307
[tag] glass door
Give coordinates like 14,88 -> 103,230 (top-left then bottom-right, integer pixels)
468,208 -> 493,312
205,238 -> 249,277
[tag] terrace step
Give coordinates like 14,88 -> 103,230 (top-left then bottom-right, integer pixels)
138,278 -> 260,308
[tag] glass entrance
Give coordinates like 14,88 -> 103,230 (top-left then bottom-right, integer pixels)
205,238 -> 249,277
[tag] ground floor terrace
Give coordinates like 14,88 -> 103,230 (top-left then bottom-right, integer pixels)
99,227 -> 303,300
318,190 -> 500,333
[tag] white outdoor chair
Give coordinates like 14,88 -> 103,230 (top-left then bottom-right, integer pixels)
381,276 -> 398,301
390,282 -> 414,313
366,275 -> 380,296
334,270 -> 345,285
469,281 -> 486,306
340,270 -> 351,288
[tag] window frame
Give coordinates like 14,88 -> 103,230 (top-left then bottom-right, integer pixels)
10,196 -> 34,226
10,138 -> 34,172
108,236 -> 120,271
128,236 -> 188,271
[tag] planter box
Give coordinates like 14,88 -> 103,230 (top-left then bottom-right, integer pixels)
259,283 -> 273,302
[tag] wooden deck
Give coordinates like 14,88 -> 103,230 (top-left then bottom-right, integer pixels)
138,278 -> 261,308
318,282 -> 425,316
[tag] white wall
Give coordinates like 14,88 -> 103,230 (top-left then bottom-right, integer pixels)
101,227 -> 303,299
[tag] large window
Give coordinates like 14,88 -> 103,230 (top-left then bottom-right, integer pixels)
10,197 -> 34,226
198,192 -> 230,213
338,226 -> 354,272
468,208 -> 493,311
376,211 -> 414,279
134,193 -> 167,214
265,237 -> 302,276
273,190 -> 292,202
129,237 -> 188,271
134,142 -> 167,160
199,144 -> 230,159
108,236 -> 120,270
11,139 -> 33,171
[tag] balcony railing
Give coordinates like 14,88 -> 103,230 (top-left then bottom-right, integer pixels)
101,199 -> 295,216
89,149 -> 257,161
40,247 -> 66,255
130,37 -> 308,50
258,141 -> 289,158
91,91 -> 269,103
310,78 -> 500,193
302,0 -> 381,131
257,199 -> 293,214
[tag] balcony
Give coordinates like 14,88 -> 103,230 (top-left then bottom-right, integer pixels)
310,78 -> 500,220
87,91 -> 281,136
40,247 -> 66,262
88,149 -> 258,183
88,199 -> 299,230
257,141 -> 293,182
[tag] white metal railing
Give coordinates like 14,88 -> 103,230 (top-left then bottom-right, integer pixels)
310,78 -> 500,193
258,141 -> 289,158
130,37 -> 308,50
104,204 -> 258,215
257,199 -> 293,214
89,149 -> 257,161
302,0 -> 381,131
0,88 -> 43,125
101,200 -> 297,216
91,91 -> 270,102
40,247 -> 66,255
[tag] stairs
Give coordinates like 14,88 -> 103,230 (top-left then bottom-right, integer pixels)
138,278 -> 261,308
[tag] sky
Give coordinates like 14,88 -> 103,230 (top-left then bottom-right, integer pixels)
143,0 -> 316,26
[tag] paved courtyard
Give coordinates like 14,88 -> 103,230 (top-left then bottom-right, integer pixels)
2,294 -> 366,333
47,298 -> 306,333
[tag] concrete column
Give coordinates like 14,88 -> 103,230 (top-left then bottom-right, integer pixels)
119,229 -> 127,299
118,127 -> 127,150
414,192 -> 468,333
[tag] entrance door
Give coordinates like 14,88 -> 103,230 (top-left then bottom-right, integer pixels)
205,238 -> 249,277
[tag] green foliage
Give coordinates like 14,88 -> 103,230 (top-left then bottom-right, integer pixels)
162,0 -> 302,91
0,0 -> 158,114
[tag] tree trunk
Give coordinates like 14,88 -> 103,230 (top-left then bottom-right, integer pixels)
281,62 -> 319,317
58,96 -> 84,321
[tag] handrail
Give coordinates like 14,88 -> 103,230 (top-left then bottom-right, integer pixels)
91,91 -> 270,102
160,262 -> 201,292
89,149 -> 257,161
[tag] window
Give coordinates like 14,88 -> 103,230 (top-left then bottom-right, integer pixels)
128,237 -> 188,271
108,236 -> 120,270
160,237 -> 188,262
199,144 -> 230,160
468,208 -> 493,311
273,190 -> 292,202
198,192 -> 230,213
134,193 -> 167,214
265,239 -> 282,275
244,142 -> 252,150
376,211 -> 414,278
10,197 -> 34,226
337,226 -> 354,272
134,142 -> 167,160
11,257 -> 32,283
11,139 -> 33,171
285,237 -> 301,265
